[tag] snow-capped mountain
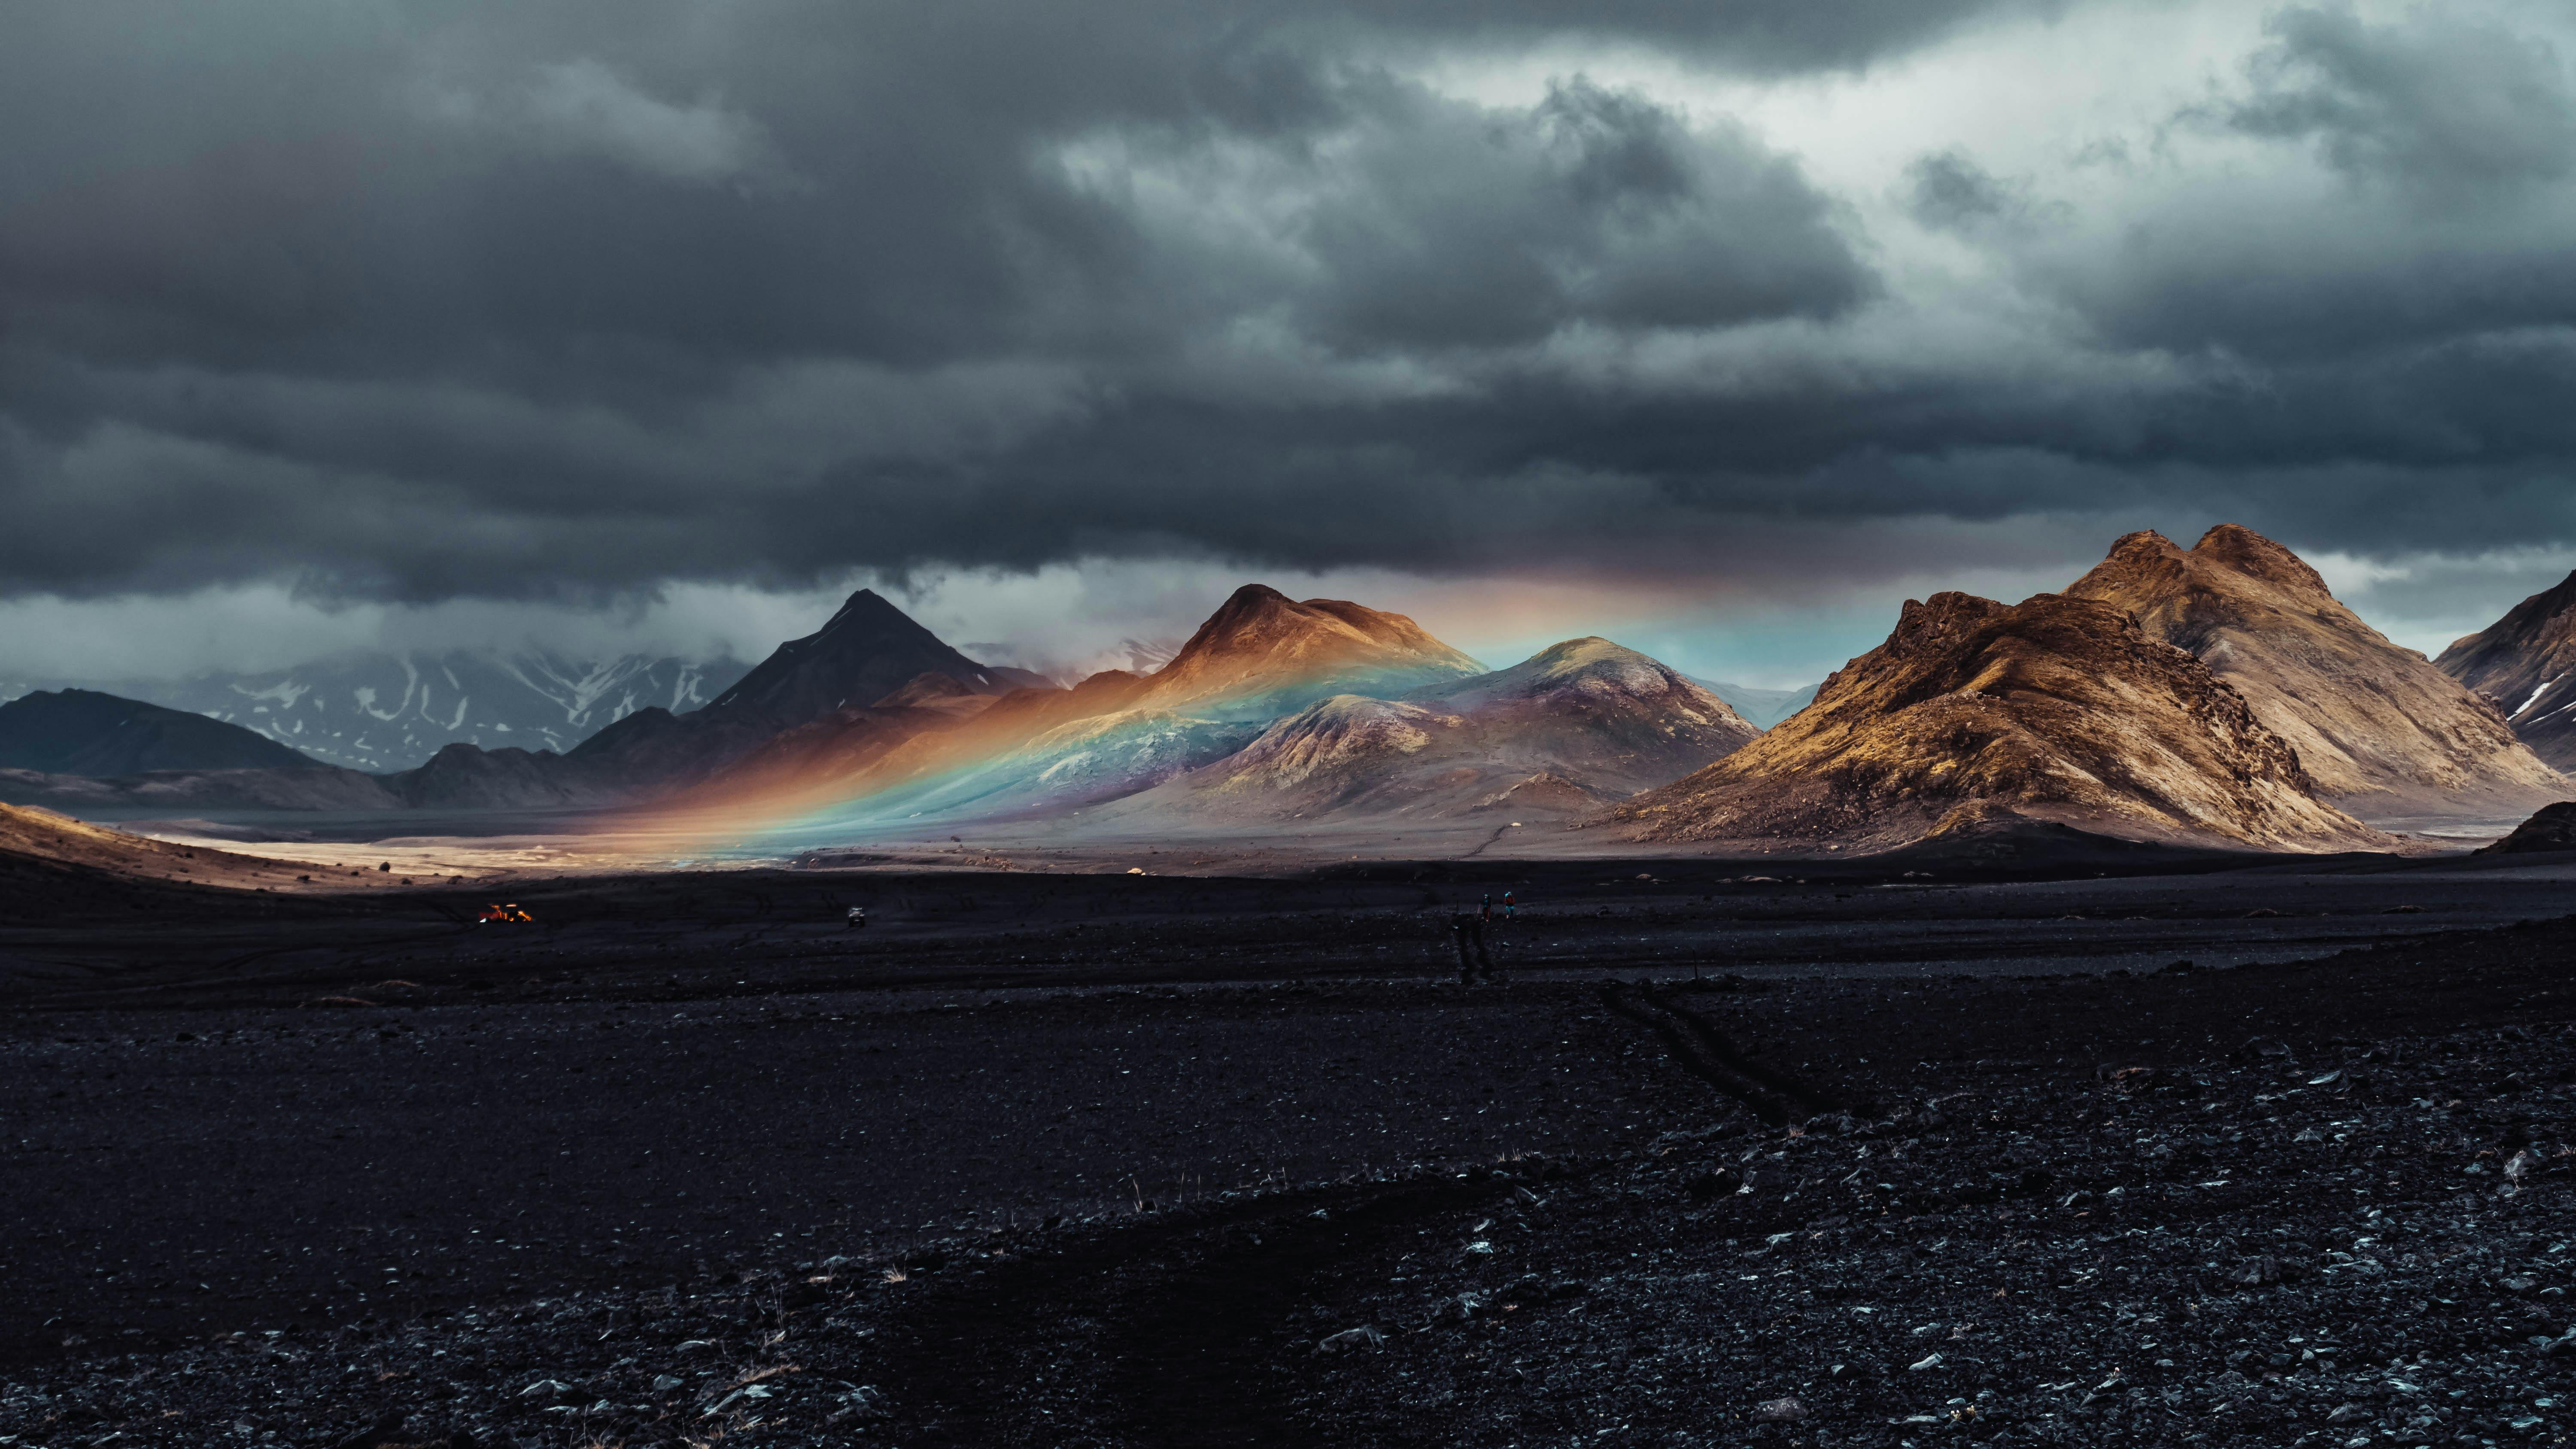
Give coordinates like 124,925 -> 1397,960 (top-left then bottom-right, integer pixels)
0,650 -> 751,772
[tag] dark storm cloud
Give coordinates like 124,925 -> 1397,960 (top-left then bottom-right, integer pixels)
3,0 -> 2576,618
1185,77 -> 1872,351
2229,5 -> 2576,198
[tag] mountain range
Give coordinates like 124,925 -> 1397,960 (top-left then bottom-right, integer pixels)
668,586 -> 1498,835
1096,638 -> 1759,829
4,525 -> 2571,860
0,650 -> 753,772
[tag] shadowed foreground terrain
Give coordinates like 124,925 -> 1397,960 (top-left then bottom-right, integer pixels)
3,849 -> 2575,1446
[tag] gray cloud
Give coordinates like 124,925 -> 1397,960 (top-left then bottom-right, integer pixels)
2230,4 -> 2576,200
2,0 -> 2576,654
1904,150 -> 2020,229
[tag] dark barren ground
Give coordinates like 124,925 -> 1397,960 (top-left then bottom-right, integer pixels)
4,848 -> 2576,1447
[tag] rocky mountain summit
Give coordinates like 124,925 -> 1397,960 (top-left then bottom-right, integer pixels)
2066,527 -> 2564,812
1126,586 -> 1485,722
1610,591 -> 2382,852
2437,569 -> 2576,770
702,591 -> 1049,728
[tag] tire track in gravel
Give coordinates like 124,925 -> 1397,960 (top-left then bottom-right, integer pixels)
1600,980 -> 1849,1125
867,1175 -> 1524,1446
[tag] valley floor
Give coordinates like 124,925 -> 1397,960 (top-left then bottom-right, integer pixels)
2,852 -> 2574,1446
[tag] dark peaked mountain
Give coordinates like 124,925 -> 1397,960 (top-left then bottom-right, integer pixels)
2436,571 -> 2576,770
2065,526 -> 2563,811
703,589 -> 1050,726
0,690 -> 322,775
1611,591 -> 2383,853
1101,637 -> 1757,826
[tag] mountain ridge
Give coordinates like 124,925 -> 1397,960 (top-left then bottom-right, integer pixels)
2063,525 -> 2564,812
1608,590 -> 2385,854
0,650 -> 750,772
0,690 -> 324,777
2435,569 -> 2576,770
1083,637 -> 1759,829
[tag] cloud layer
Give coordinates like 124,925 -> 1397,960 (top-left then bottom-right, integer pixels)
2,0 -> 2573,673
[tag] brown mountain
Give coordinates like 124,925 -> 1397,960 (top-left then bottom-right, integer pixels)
2435,571 -> 2576,769
1105,638 -> 1757,826
1124,586 -> 1485,721
1609,591 -> 2382,853
2064,526 -> 2564,812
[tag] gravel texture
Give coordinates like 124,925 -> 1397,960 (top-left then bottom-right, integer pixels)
5,859 -> 2576,1446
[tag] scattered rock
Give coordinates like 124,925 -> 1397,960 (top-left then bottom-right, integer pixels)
2230,1256 -> 2284,1287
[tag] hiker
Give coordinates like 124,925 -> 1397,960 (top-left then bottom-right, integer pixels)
1450,910 -> 1496,984
1449,912 -> 1478,984
1501,889 -> 1516,920
1479,892 -> 1493,923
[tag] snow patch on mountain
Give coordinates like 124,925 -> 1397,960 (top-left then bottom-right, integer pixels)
0,650 -> 751,772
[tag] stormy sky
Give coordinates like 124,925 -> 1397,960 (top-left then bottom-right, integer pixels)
4,0 -> 2575,686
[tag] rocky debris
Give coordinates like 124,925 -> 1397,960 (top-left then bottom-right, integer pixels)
1609,589 -> 2384,853
8,1004 -> 2570,1448
2478,800 -> 2576,854
1753,1394 -> 1810,1422
2069,526 -> 2567,810
10,883 -> 2576,1447
1272,1021 -> 2576,1448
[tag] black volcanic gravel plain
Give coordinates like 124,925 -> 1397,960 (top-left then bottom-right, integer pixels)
3,851 -> 2575,1446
